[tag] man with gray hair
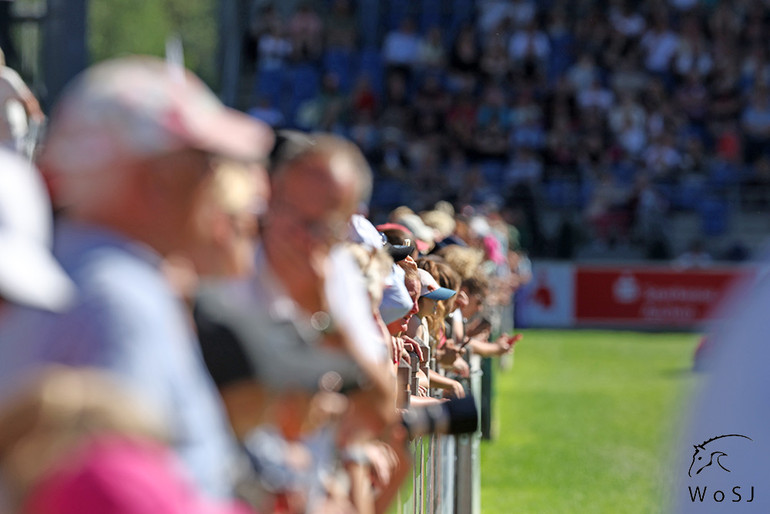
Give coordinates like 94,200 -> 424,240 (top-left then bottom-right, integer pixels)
194,131 -> 398,511
0,55 -> 274,499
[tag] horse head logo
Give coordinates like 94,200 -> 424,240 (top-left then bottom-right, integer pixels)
688,434 -> 753,477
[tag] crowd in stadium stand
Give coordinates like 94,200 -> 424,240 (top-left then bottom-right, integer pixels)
246,0 -> 769,260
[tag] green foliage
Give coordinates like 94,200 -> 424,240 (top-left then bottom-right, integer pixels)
88,0 -> 218,85
481,330 -> 701,513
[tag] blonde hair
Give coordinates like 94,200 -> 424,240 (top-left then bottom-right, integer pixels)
417,258 -> 460,344
435,245 -> 483,281
0,367 -> 167,508
388,205 -> 414,223
420,209 -> 456,240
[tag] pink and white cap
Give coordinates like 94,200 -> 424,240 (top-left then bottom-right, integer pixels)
39,56 -> 274,176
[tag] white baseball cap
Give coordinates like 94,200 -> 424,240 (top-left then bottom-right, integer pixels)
0,150 -> 75,310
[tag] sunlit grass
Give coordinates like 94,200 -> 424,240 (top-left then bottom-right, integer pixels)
481,330 -> 701,514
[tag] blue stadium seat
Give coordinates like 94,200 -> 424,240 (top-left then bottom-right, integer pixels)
610,161 -> 638,187
675,179 -> 705,210
420,0 -> 443,33
286,63 -> 320,127
254,68 -> 285,107
544,179 -> 581,209
371,177 -> 407,209
708,160 -> 741,188
323,49 -> 355,93
358,48 -> 384,96
289,63 -> 320,102
386,0 -> 412,31
480,159 -> 505,189
448,0 -> 474,39
699,197 -> 729,236
579,180 -> 594,209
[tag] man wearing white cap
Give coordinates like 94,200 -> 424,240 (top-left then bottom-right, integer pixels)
0,149 -> 73,311
0,56 -> 274,499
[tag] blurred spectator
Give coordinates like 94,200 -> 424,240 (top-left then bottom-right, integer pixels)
197,132 -> 398,512
609,92 -> 647,157
379,72 -> 412,134
504,147 -> 544,188
640,10 -> 679,81
296,71 -> 346,131
324,0 -> 358,51
741,87 -> 770,163
256,21 -> 292,71
349,110 -> 380,159
446,91 -> 478,151
249,3 -> 281,44
740,44 -> 770,92
567,52 -> 600,94
632,174 -> 669,246
508,19 -> 550,81
584,171 -> 632,244
350,75 -> 378,117
510,87 -> 545,151
382,18 -> 420,74
413,74 -> 451,125
374,127 -> 409,180
675,72 -> 709,130
249,95 -> 286,127
672,16 -> 713,81
674,238 -> 713,269
644,132 -> 683,179
609,0 -> 646,40
448,24 -> 481,92
576,77 -> 615,114
0,56 -> 274,500
416,26 -> 447,71
287,2 -> 324,61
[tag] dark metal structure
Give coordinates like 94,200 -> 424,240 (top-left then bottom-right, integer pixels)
42,0 -> 87,106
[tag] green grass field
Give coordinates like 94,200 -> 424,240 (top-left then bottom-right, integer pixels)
480,329 -> 701,514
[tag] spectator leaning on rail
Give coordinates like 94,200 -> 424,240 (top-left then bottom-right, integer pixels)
195,131 -> 400,512
0,55 -> 275,500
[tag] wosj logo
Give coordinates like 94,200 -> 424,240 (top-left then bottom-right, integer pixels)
686,434 -> 755,504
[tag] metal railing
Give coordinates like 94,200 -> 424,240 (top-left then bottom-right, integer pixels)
394,351 -> 484,514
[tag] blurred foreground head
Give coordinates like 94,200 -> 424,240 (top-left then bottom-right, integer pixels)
39,56 -> 274,256
0,149 -> 73,311
0,367 -> 250,514
0,367 -> 166,511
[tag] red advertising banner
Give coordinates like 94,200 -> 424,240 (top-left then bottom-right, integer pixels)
575,267 -> 752,327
